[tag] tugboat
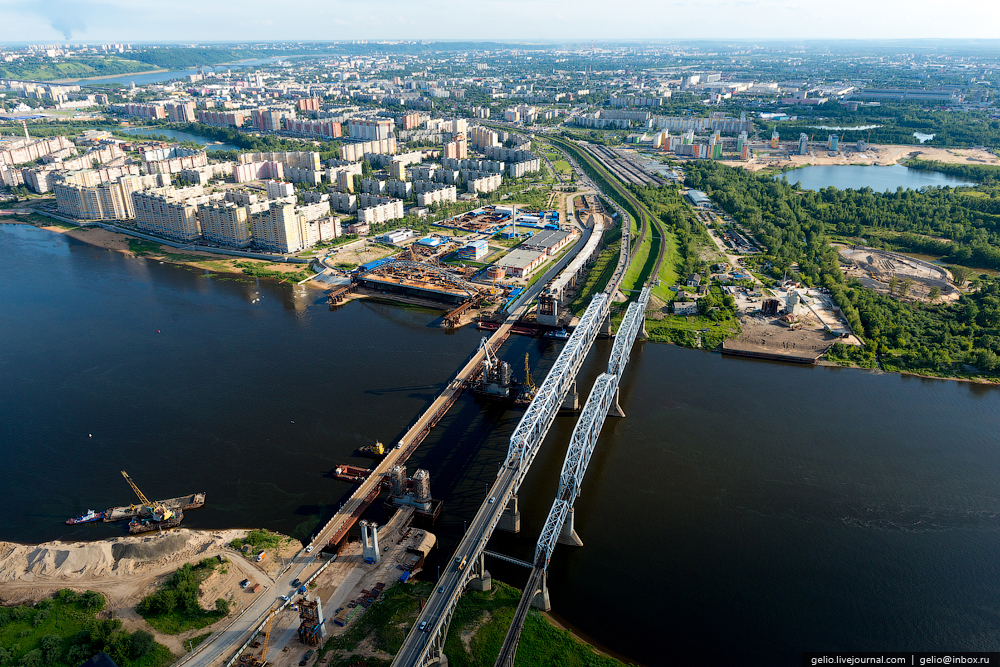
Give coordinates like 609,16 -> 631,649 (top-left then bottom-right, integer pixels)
543,328 -> 571,341
358,440 -> 386,459
66,509 -> 105,525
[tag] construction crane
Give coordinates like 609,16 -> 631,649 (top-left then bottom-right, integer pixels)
523,353 -> 536,394
120,470 -> 170,519
259,605 -> 277,666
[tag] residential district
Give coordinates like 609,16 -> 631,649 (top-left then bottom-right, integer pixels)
3,39 -> 1000,667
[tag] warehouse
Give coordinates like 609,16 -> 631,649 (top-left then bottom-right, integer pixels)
521,229 -> 573,256
497,248 -> 545,278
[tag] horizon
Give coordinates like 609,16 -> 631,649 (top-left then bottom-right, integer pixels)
2,0 -> 999,43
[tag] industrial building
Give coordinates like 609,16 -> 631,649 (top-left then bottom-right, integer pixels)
456,239 -> 488,261
377,228 -> 415,245
686,190 -> 711,208
497,248 -> 546,278
521,229 -> 573,257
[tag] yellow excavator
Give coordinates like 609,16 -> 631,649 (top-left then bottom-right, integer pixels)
121,470 -> 172,521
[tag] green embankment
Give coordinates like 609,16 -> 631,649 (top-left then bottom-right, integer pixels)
136,559 -> 230,634
0,589 -> 172,667
317,580 -> 627,667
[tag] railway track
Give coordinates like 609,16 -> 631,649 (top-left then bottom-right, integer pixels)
548,137 -> 668,287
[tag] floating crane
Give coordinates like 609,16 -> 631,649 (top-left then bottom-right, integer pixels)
120,470 -> 171,520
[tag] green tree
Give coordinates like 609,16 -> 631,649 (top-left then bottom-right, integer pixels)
128,630 -> 156,659
215,598 -> 230,615
17,648 -> 44,667
928,286 -> 941,302
39,635 -> 62,664
951,266 -> 972,286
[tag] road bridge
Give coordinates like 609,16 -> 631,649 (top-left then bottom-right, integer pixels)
494,285 -> 652,667
391,164 -> 635,667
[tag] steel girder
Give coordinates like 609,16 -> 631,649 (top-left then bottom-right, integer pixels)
370,259 -> 481,297
534,287 -> 651,568
608,286 -> 650,376
503,292 -> 608,488
535,372 -> 617,568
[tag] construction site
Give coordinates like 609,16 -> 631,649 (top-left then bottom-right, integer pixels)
233,509 -> 436,667
838,245 -> 961,303
723,287 -> 862,363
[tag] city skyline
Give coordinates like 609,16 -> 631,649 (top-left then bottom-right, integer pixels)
2,0 -> 1000,42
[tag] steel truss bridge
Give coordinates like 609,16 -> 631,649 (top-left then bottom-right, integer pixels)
494,285 -> 651,667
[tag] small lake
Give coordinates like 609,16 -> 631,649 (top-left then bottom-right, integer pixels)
117,127 -> 238,152
915,132 -> 936,143
778,164 -> 976,191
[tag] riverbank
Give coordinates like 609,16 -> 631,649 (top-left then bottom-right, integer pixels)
50,67 -> 168,84
724,144 -> 1000,173
36,223 -> 315,284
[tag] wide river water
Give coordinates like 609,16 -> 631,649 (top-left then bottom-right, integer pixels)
3,224 -> 1000,665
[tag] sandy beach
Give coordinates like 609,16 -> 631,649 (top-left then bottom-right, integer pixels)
724,143 -> 1000,172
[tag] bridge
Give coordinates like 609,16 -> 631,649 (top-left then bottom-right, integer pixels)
391,173 -> 641,667
494,285 -> 652,667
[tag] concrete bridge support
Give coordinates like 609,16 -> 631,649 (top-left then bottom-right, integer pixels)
469,552 -> 492,591
557,507 -> 584,547
532,571 -> 552,612
498,494 -> 521,533
561,380 -> 579,411
608,384 -> 626,418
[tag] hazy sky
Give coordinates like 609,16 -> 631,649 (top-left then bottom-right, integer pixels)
2,0 -> 1000,43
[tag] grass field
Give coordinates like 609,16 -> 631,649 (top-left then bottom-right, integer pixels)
0,590 -> 173,667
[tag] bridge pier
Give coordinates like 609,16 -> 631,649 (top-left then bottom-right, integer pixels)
600,313 -> 612,337
557,507 -> 584,547
498,494 -> 521,533
469,552 -> 492,591
532,571 -> 552,612
561,380 -> 579,411
608,385 -> 626,418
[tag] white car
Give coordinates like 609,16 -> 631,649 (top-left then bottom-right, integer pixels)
305,546 -> 313,553
280,595 -> 290,601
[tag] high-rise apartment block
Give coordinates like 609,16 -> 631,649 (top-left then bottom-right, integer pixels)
400,112 -> 421,130
132,185 -> 220,242
296,98 -> 321,112
197,109 -> 248,127
54,173 -> 169,220
348,118 -> 394,141
198,200 -> 252,248
164,102 -> 196,123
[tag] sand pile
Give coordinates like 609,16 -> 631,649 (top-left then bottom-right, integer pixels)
0,529 -> 244,584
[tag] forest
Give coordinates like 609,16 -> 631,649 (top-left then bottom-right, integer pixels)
684,160 -> 1000,378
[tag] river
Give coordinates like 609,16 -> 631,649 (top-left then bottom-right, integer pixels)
77,57 -> 286,86
778,164 -> 975,191
3,223 -> 1000,665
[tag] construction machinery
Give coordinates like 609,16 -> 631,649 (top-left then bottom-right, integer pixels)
120,471 -> 171,520
524,353 -> 536,395
237,605 -> 278,666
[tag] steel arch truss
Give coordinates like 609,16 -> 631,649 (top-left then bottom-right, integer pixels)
503,292 -> 609,488
535,287 -> 650,569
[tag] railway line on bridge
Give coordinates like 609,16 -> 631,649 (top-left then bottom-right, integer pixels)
392,135 -> 670,667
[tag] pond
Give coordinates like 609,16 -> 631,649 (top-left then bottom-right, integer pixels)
777,164 -> 975,191
117,127 -> 238,152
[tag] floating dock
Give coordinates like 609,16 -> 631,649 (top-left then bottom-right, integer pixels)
104,493 -> 206,522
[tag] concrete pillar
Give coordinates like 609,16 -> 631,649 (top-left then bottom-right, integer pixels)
561,380 -> 579,411
469,552 -> 492,591
608,385 -> 626,418
600,313 -> 612,336
431,655 -> 449,667
498,494 -> 521,533
557,507 -> 584,547
360,521 -> 380,564
531,571 -> 552,612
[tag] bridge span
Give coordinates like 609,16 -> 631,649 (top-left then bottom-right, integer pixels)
494,285 -> 652,667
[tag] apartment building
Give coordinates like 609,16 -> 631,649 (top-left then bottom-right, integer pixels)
416,184 -> 456,207
196,109 -> 248,127
347,118 -> 394,141
54,173 -> 168,220
164,101 -> 196,123
283,118 -> 342,139
132,185 -> 222,242
198,200 -> 251,248
0,135 -> 74,166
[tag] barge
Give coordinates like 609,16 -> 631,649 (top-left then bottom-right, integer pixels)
104,492 -> 206,522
